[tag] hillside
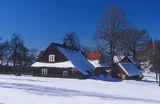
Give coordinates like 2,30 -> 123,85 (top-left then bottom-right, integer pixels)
0,73 -> 159,104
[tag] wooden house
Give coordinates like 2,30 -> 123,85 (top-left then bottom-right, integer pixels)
31,43 -> 95,78
114,56 -> 142,80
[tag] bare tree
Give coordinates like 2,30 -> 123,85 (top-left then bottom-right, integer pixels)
26,48 -> 38,67
9,33 -> 28,75
0,35 -> 38,75
121,27 -> 149,58
0,41 -> 10,65
95,5 -> 126,75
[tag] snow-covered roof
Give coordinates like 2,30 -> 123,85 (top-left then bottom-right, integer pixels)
57,46 -> 95,75
31,61 -> 74,68
113,56 -> 125,63
118,63 -> 140,77
114,56 -> 137,64
128,56 -> 137,64
0,61 -> 13,66
88,60 -> 108,68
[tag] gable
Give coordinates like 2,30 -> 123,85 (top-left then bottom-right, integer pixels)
120,56 -> 132,63
37,43 -> 68,63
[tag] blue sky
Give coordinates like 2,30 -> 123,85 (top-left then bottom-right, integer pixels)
0,0 -> 160,50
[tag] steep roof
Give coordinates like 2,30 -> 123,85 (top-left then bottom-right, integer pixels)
57,46 -> 95,75
118,63 -> 140,77
127,56 -> 137,64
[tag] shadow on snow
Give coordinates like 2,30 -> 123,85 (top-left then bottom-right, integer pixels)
0,82 -> 159,104
88,74 -> 122,82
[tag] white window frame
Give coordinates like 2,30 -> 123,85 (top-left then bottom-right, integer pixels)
49,55 -> 55,62
71,68 -> 76,74
41,68 -> 48,76
63,71 -> 68,76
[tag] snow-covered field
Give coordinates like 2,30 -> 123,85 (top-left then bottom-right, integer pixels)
0,73 -> 160,104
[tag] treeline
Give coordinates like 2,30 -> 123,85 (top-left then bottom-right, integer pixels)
0,33 -> 37,75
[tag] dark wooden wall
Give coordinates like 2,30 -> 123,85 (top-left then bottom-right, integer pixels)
32,67 -> 86,79
37,44 -> 68,63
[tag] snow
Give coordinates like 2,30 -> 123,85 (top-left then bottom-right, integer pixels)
141,61 -> 152,73
88,60 -> 108,68
31,61 -> 74,68
113,56 -> 125,63
118,63 -> 140,76
0,73 -> 160,104
0,61 -> 13,66
57,46 -> 95,75
113,56 -> 137,64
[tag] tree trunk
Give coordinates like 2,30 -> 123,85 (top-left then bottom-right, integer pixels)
110,55 -> 114,72
156,66 -> 158,83
110,42 -> 115,76
132,50 -> 136,58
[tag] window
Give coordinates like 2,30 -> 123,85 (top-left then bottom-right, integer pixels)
63,71 -> 68,77
41,68 -> 48,76
122,74 -> 126,79
49,55 -> 55,62
71,68 -> 76,74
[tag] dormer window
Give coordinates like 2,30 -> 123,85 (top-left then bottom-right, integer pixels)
49,55 -> 55,62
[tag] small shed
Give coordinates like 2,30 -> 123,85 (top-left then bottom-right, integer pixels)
114,56 -> 142,80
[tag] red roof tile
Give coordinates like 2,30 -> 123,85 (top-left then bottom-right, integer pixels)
85,52 -> 101,60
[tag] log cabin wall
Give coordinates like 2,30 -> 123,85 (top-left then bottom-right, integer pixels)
32,67 -> 86,79
37,43 -> 68,63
